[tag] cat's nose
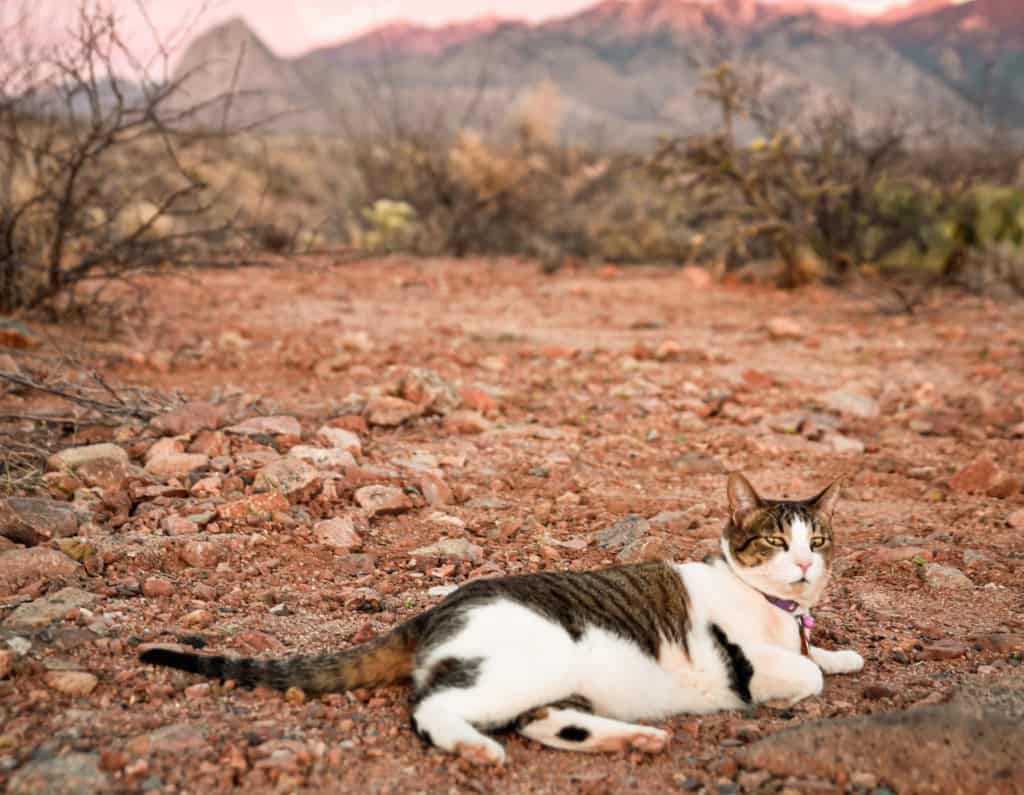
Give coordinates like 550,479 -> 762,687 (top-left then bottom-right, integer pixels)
796,561 -> 812,574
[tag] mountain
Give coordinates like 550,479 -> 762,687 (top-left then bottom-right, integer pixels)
875,0 -> 1024,125
169,0 -> 1021,144
306,17 -> 513,67
169,17 -> 328,130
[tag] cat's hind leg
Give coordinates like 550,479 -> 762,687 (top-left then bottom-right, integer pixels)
516,698 -> 670,755
409,657 -> 507,765
411,695 -> 507,765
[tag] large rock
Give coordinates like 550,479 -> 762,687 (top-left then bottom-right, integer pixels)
216,492 -> 289,521
44,670 -> 98,696
312,518 -> 362,550
47,443 -> 128,473
0,547 -> 80,590
397,368 -> 461,415
594,515 -> 650,549
145,451 -> 209,481
5,586 -> 98,631
133,722 -> 209,755
252,458 -> 320,500
1,498 -> 78,546
734,675 -> 1024,795
823,389 -> 879,419
7,752 -> 108,795
412,538 -> 484,564
150,402 -> 226,436
287,445 -> 356,469
316,425 -> 362,455
920,563 -> 974,589
224,415 -> 301,437
353,485 -> 411,516
949,455 -> 1002,495
364,396 -> 422,427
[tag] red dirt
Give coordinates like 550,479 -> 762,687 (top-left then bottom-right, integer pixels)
1,257 -> 1023,794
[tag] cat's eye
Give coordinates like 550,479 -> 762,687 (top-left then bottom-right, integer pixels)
763,537 -> 787,548
810,537 -> 827,549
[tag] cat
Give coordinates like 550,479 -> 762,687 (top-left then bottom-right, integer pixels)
140,472 -> 863,765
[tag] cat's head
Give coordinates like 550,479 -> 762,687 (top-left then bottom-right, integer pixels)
720,472 -> 841,607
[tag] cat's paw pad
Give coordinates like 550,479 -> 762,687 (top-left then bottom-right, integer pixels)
455,739 -> 506,766
822,650 -> 864,674
628,728 -> 671,754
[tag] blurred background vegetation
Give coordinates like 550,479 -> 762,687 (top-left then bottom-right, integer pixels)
2,0 -> 1022,317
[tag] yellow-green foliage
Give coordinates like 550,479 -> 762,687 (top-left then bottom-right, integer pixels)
360,199 -> 417,252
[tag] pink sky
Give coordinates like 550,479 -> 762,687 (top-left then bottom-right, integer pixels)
107,0 -> 915,58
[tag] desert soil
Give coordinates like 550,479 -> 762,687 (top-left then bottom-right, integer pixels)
1,257 -> 1023,795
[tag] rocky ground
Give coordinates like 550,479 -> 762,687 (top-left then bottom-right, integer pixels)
1,258 -> 1023,795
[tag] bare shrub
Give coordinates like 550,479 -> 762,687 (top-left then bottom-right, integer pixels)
0,1 -> 267,315
649,62 -> 1024,294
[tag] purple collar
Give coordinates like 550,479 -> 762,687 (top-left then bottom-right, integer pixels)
763,593 -> 815,630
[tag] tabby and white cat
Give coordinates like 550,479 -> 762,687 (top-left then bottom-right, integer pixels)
141,473 -> 863,765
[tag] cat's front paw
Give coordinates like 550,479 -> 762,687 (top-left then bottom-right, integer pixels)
814,648 -> 863,675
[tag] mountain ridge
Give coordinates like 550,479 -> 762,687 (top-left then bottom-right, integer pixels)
170,0 -> 1019,143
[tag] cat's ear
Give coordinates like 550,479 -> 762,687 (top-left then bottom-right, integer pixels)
727,472 -> 762,523
809,479 -> 842,519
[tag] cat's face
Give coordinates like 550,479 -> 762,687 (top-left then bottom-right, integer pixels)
720,473 -> 841,605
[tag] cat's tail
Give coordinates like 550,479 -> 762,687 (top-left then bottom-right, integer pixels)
139,614 -> 427,694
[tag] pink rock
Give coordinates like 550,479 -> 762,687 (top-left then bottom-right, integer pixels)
354,485 -> 411,516
443,410 -> 489,434
151,403 -> 226,437
0,547 -> 80,590
47,443 -> 128,473
216,493 -> 289,521
161,515 -> 198,536
188,430 -> 228,457
418,473 -> 454,506
145,452 -> 208,481
766,316 -> 804,339
364,396 -> 423,427
184,683 -> 211,700
680,265 -> 713,290
398,368 -> 461,415
987,474 -> 1020,499
949,455 -> 1001,494
225,416 -> 301,437
74,457 -> 128,490
460,386 -> 498,414
312,518 -> 362,551
180,609 -> 214,627
0,649 -> 14,679
179,541 -> 219,568
143,577 -> 174,597
869,547 -> 933,564
252,458 -> 320,500
44,670 -> 98,695
316,426 -> 362,455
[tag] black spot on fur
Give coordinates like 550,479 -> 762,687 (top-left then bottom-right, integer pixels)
557,726 -> 590,742
410,715 -> 433,747
711,623 -> 753,704
412,656 -> 483,705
